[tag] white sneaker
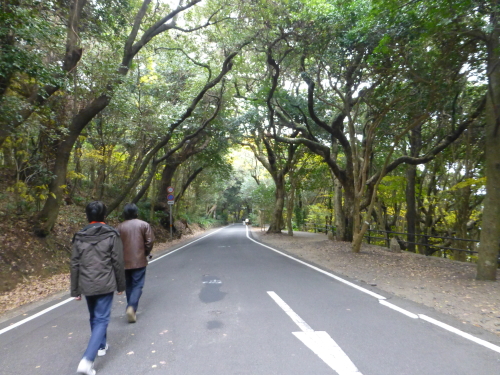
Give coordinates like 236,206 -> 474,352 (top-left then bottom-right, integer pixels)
77,358 -> 96,375
97,343 -> 108,357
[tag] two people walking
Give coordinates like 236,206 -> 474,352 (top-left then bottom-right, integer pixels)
70,202 -> 154,375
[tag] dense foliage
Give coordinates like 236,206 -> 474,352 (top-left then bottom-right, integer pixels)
0,0 -> 498,280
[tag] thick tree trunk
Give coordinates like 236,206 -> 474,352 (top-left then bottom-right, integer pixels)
267,174 -> 285,233
477,23 -> 500,280
156,162 -> 180,209
34,133 -> 77,236
35,95 -> 112,235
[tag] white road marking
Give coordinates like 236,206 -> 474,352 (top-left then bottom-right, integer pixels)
248,227 -> 500,355
246,227 -> 386,300
150,226 -> 227,263
379,300 -> 418,319
419,314 -> 500,354
0,298 -> 74,336
202,280 -> 222,284
268,291 -> 362,375
294,332 -> 363,375
0,226 -> 229,335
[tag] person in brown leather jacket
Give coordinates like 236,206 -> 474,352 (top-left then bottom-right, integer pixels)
116,203 -> 155,323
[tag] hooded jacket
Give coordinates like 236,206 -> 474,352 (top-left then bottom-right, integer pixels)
70,223 -> 126,297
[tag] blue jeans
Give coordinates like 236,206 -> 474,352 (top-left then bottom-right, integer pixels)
83,292 -> 114,362
125,267 -> 146,312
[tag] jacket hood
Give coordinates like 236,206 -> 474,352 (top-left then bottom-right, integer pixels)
74,223 -> 119,243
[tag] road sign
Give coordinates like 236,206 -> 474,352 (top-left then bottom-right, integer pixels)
168,201 -> 174,205
167,194 -> 174,201
167,186 -> 174,193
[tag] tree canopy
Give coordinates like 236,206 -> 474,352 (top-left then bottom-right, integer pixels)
0,0 -> 498,280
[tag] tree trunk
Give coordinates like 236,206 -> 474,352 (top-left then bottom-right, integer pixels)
406,165 -> 417,252
69,138 -> 83,199
405,125 -> 421,252
267,174 -> 285,233
453,186 -> 470,262
454,144 -> 473,262
156,162 -> 180,209
93,149 -> 107,200
286,183 -> 295,236
206,204 -> 217,218
342,184 -> 355,242
132,160 -> 160,205
176,167 -> 203,202
351,229 -> 364,253
333,175 -> 346,241
34,0 -> 218,234
35,95 -> 112,235
0,0 -> 87,149
477,20 -> 500,280
34,133 -> 77,236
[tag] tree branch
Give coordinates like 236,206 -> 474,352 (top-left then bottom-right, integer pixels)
366,96 -> 486,185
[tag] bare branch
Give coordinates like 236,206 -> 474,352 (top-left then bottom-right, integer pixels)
171,16 -> 232,33
155,47 -> 212,80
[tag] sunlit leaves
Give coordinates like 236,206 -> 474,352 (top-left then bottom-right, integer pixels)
448,177 -> 486,193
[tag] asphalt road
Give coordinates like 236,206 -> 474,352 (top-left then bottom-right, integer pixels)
1,224 -> 499,375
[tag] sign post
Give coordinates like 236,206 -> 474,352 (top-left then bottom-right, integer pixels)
167,187 -> 174,238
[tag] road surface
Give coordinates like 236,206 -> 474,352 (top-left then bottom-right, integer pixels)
1,224 -> 499,374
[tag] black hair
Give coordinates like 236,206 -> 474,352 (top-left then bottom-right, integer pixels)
85,201 -> 107,222
123,203 -> 138,220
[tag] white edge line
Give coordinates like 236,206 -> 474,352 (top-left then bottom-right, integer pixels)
0,298 -> 74,335
379,300 -> 418,319
149,225 -> 227,263
0,225 -> 229,336
246,227 -> 386,300
419,314 -> 500,354
248,227 -> 500,354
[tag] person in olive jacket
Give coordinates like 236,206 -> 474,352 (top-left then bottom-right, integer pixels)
71,201 -> 125,375
116,203 -> 155,323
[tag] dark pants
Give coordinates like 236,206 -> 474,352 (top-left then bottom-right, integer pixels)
125,267 -> 146,312
83,292 -> 113,361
